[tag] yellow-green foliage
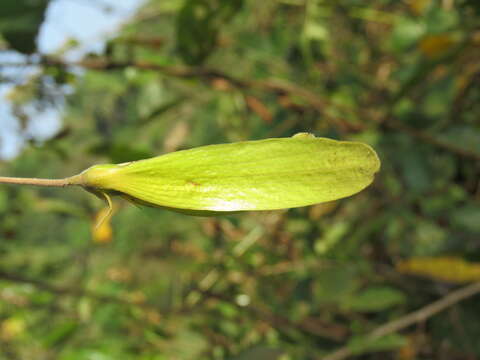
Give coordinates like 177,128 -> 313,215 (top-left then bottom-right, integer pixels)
73,135 -> 380,214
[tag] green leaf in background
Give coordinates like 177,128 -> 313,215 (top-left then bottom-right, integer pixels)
0,0 -> 50,54
313,264 -> 361,305
439,125 -> 480,158
342,286 -> 406,312
74,134 -> 380,214
42,320 -> 79,347
229,346 -> 285,360
452,205 -> 480,233
176,0 -> 243,64
348,334 -> 407,356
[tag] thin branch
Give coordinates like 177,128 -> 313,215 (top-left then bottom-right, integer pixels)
0,58 -> 331,108
322,282 -> 480,360
46,58 -> 480,160
3,57 -> 478,161
59,59 -> 331,110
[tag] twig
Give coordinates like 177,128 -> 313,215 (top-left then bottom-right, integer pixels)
3,57 -> 479,161
0,57 -> 342,123
322,282 -> 480,360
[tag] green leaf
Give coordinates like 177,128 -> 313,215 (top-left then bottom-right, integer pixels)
74,134 -> 380,215
390,18 -> 425,52
438,125 -> 480,158
348,334 -> 407,355
176,0 -> 243,65
342,286 -> 406,312
75,135 -> 380,214
313,265 -> 361,304
229,346 -> 285,360
451,205 -> 480,233
42,321 -> 79,347
0,0 -> 50,54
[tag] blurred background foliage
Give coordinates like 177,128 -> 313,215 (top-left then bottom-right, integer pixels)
0,0 -> 480,359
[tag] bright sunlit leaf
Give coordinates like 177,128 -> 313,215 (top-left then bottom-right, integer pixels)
70,134 -> 380,215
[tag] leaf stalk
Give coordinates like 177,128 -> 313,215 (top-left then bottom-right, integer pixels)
0,176 -> 72,187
